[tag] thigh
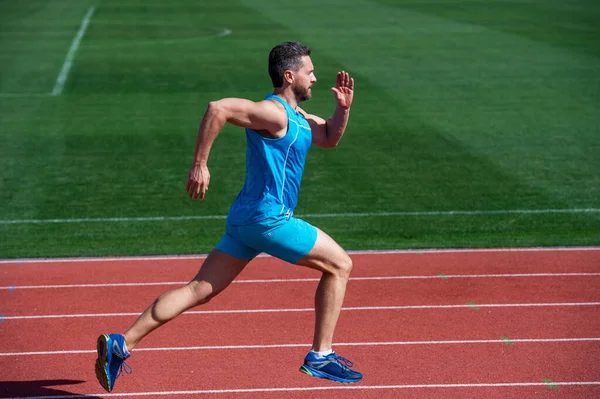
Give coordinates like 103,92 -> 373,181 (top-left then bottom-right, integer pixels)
192,249 -> 251,293
294,227 -> 351,274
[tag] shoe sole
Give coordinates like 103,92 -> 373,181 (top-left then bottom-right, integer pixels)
299,365 -> 362,384
95,334 -> 112,392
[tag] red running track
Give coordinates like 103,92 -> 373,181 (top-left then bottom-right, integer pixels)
1,248 -> 599,398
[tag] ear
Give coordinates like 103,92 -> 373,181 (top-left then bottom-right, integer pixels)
283,70 -> 294,85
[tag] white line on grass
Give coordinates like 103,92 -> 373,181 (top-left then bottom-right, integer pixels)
4,302 -> 600,320
81,28 -> 232,49
2,337 -> 599,356
1,208 -> 599,225
2,381 -> 600,398
51,7 -> 95,96
217,28 -> 232,38
3,272 -> 599,290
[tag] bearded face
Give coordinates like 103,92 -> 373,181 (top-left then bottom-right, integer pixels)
290,55 -> 316,103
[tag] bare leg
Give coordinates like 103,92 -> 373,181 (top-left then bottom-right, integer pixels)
123,250 -> 250,351
295,228 -> 353,352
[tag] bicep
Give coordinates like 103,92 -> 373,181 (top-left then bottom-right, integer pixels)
211,98 -> 286,132
302,112 -> 331,148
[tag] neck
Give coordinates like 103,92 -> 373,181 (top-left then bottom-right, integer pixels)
272,87 -> 299,109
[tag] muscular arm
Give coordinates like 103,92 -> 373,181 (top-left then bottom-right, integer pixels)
187,98 -> 287,200
192,98 -> 286,165
302,107 -> 350,149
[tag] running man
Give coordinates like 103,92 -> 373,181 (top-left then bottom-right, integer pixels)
95,41 -> 361,392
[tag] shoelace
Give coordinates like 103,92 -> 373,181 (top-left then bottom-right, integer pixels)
117,360 -> 133,378
331,355 -> 354,371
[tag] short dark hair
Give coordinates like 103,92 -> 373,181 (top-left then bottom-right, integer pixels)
268,42 -> 311,88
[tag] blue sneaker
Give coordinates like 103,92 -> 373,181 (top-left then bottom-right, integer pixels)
299,352 -> 363,383
95,334 -> 132,392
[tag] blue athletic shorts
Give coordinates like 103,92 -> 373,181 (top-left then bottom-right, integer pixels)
215,214 -> 318,264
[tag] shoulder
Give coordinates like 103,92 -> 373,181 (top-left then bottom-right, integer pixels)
250,98 -> 288,123
296,106 -> 325,125
212,97 -> 284,113
262,98 -> 287,113
296,106 -> 308,118
210,97 -> 287,133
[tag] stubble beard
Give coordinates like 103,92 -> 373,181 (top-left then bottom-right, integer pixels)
292,83 -> 311,103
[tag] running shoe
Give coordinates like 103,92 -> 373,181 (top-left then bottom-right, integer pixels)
299,351 -> 363,383
95,333 -> 132,392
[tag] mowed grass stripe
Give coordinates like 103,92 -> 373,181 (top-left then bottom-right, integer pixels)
243,0 -> 599,206
1,208 -> 599,225
1,211 -> 598,258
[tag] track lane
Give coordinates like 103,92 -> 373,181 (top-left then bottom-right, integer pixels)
1,307 -> 599,354
1,343 -> 599,397
2,275 -> 599,317
1,249 -> 598,286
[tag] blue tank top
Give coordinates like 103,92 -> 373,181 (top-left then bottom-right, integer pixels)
226,94 -> 312,225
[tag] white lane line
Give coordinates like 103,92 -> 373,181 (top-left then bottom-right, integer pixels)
1,246 -> 599,264
0,254 -> 208,264
3,272 -> 600,290
3,381 -> 600,398
2,207 -> 599,225
4,302 -> 600,320
51,7 -> 95,96
2,337 -> 599,356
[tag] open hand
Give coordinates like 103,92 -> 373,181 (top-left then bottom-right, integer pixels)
331,71 -> 354,109
186,163 -> 210,200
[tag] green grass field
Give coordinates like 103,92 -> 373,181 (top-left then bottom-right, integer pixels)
1,0 -> 599,258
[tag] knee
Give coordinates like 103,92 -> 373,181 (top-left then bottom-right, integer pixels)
332,254 -> 353,279
188,280 -> 216,305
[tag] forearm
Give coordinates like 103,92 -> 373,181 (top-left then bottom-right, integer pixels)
192,102 -> 227,165
325,106 -> 350,147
